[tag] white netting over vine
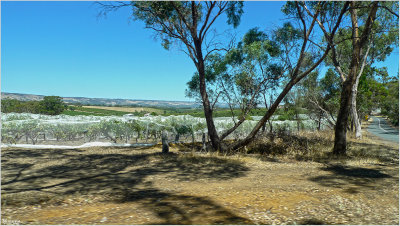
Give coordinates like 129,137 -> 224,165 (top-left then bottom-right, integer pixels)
1,113 -> 329,148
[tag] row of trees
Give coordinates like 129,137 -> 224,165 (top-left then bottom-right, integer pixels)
1,96 -> 66,115
290,66 -> 399,131
99,1 -> 398,155
381,78 -> 399,126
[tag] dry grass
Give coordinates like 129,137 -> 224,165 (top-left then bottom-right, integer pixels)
167,127 -> 398,167
242,129 -> 398,165
166,128 -> 398,168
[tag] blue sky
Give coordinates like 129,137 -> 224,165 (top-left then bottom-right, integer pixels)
1,1 -> 399,102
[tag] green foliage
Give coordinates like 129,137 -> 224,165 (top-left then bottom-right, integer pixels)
277,112 -> 292,121
185,53 -> 227,100
1,96 -> 66,115
129,1 -> 243,52
1,99 -> 40,114
167,117 -> 192,136
40,96 -> 66,115
186,27 -> 283,118
62,110 -> 99,116
273,22 -> 302,43
357,66 -> 389,118
226,1 -> 244,28
292,68 -> 340,129
380,78 -> 399,126
1,121 -> 25,144
61,106 -> 269,118
318,69 -> 341,116
63,107 -> 136,116
324,2 -> 398,74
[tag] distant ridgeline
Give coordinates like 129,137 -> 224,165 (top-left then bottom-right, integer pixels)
1,92 -> 208,109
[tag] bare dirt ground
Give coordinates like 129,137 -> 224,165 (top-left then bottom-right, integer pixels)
1,133 -> 399,225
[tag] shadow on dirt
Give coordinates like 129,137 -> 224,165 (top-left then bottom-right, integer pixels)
347,141 -> 399,165
299,218 -> 326,225
308,164 -> 395,194
2,148 -> 84,160
118,188 -> 252,224
1,148 -> 252,224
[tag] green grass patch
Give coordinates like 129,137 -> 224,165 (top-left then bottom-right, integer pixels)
63,107 -> 133,116
63,105 -> 295,118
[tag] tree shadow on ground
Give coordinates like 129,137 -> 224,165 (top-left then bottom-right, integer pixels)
347,141 -> 399,165
118,188 -> 252,224
1,148 -> 252,224
308,164 -> 395,194
299,218 -> 326,225
1,148 -> 84,159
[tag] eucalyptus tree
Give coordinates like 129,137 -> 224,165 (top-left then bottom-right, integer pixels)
99,1 -> 348,151
381,77 -> 399,126
356,66 -> 389,124
229,2 -> 349,150
332,1 -> 397,154
98,1 -> 244,151
190,2 -> 348,150
301,1 -> 398,155
186,27 -> 283,140
40,96 -> 66,115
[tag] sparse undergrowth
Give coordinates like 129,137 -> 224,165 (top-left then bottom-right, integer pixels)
174,129 -> 398,165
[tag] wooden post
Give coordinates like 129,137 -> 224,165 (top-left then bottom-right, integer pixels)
162,131 -> 169,153
202,132 -> 207,152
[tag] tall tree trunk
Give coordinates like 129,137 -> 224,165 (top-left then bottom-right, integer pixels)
268,120 -> 273,133
333,3 -> 360,155
318,111 -> 322,131
196,50 -> 222,151
351,83 -> 362,139
332,1 -> 378,155
333,79 -> 353,155
350,36 -> 373,140
350,117 -> 354,132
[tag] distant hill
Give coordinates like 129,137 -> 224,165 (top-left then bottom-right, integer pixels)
1,92 -> 208,109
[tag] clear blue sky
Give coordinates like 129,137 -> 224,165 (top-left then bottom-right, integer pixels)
2,1 -> 399,102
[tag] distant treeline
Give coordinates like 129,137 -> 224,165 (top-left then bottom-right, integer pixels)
1,96 -> 66,115
380,80 -> 399,126
1,96 -> 291,118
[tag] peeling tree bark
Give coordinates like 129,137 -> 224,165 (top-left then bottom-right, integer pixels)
333,1 -> 379,155
351,79 -> 362,139
351,41 -> 372,139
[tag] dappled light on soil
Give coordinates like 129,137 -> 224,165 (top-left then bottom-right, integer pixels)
1,137 -> 399,224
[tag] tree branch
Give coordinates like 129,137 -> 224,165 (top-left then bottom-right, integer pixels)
201,2 -> 228,44
379,5 -> 399,18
